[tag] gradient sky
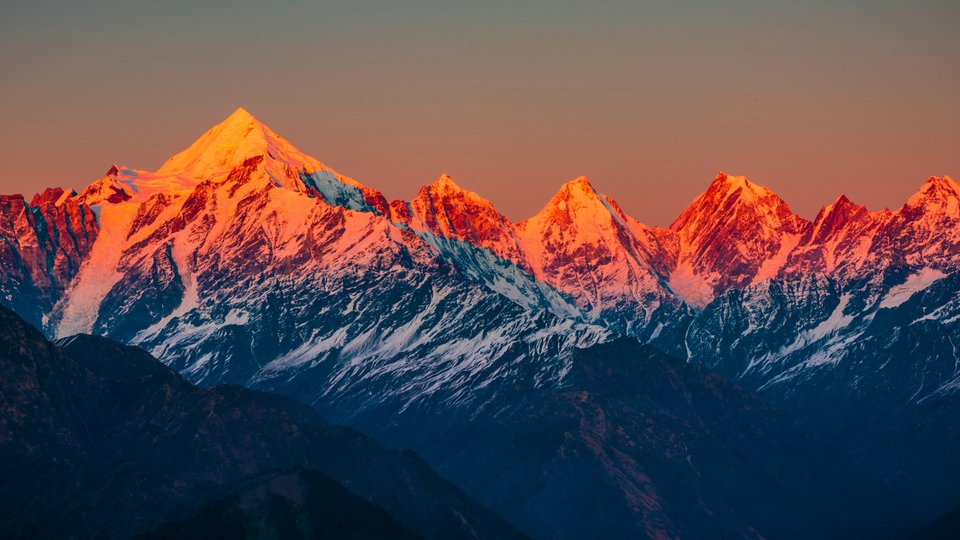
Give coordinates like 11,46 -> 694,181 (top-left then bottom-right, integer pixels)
1,0 -> 957,225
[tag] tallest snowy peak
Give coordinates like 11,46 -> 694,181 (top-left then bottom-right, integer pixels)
155,107 -> 325,181
222,106 -> 257,126
147,107 -> 387,212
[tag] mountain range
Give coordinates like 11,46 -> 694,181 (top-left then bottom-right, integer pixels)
1,107 -> 958,538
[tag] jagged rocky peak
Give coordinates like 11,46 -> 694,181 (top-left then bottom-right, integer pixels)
516,176 -> 621,261
864,175 -> 960,271
808,194 -> 872,243
397,173 -> 523,263
414,173 -> 485,206
667,172 -> 812,302
75,165 -> 134,206
29,187 -> 75,207
671,172 -> 806,234
517,174 -> 669,254
428,172 -> 460,192
514,175 -> 676,324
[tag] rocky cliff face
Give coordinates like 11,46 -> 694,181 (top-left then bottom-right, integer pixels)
0,188 -> 97,327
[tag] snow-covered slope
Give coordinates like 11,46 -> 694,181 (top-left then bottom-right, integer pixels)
158,107 -> 389,213
27,110 -> 607,418
0,110 -> 953,413
685,175 -> 960,387
513,177 -> 688,349
0,108 -> 953,418
0,107 -> 958,537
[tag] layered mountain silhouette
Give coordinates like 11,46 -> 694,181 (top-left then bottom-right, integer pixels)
1,107 -> 958,537
0,305 -> 523,540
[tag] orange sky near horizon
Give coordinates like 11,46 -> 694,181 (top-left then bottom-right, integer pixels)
1,0 -> 957,225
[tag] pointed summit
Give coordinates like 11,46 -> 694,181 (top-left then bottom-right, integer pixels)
817,194 -> 864,224
75,168 -> 134,206
698,172 -> 778,207
223,106 -> 256,125
521,176 -> 630,239
566,175 -> 593,188
515,175 -> 678,327
904,175 -> 960,215
557,175 -> 596,195
431,173 -> 458,190
150,107 -> 386,212
808,194 -> 871,245
156,107 -> 324,181
399,174 -> 523,263
866,174 -> 960,273
781,193 -> 890,277
418,173 -> 473,202
419,174 -> 477,201
532,176 -> 609,221
519,176 -> 651,268
668,172 -> 811,299
671,172 -> 801,233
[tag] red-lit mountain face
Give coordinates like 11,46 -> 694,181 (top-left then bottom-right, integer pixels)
664,172 -> 812,304
1,108 -> 956,408
1,108 -> 958,536
390,174 -> 527,267
0,188 -> 98,326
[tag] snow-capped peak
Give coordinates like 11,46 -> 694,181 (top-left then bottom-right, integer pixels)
671,172 -> 806,240
393,174 -> 523,263
421,174 -> 482,202
146,107 -> 387,213
431,173 -> 458,191
808,194 -> 870,244
703,172 -> 779,208
712,171 -> 758,195
514,176 -> 678,326
559,175 -> 597,195
156,107 -> 326,182
530,176 -> 613,223
904,176 -> 959,216
515,176 -> 642,261
667,172 -> 811,300
30,187 -> 76,207
75,166 -> 135,206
